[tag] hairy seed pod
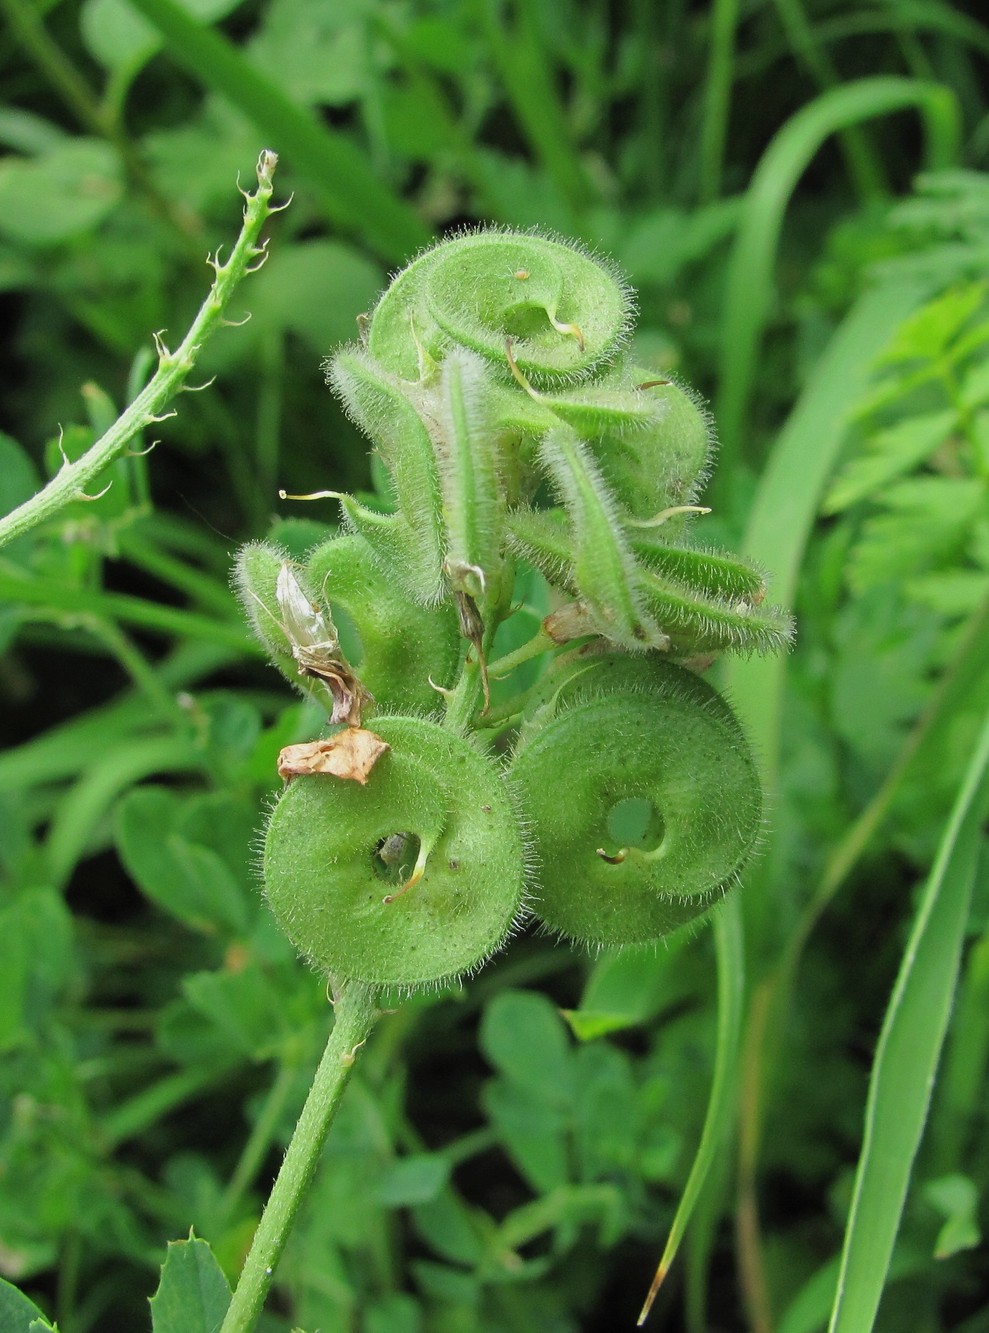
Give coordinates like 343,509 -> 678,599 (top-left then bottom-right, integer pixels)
628,532 -> 769,604
304,534 -> 462,713
328,349 -> 446,602
428,347 -> 507,607
537,428 -> 666,650
366,230 -> 634,386
263,716 -> 527,988
591,375 -> 714,524
511,654 -> 762,945
234,542 -> 366,722
507,508 -> 794,658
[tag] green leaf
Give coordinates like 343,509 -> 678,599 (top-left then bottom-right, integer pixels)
878,281 -> 986,364
376,1153 -> 451,1207
572,1044 -> 636,1180
824,409 -> 957,512
923,1174 -> 981,1258
116,787 -> 251,935
149,1233 -> 231,1333
412,1190 -> 484,1268
0,1278 -> 56,1332
0,887 -> 74,1050
81,0 -> 244,70
0,431 -> 40,516
827,712 -> 989,1332
182,964 -> 287,1059
481,1080 -> 569,1194
0,140 -> 122,246
567,935 -> 692,1040
247,0 -> 378,106
480,990 -> 574,1107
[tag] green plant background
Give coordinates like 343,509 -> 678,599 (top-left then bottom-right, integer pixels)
1,2 -> 988,1331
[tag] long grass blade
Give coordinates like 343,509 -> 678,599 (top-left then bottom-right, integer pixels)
714,76 -> 961,473
827,710 -> 989,1333
721,277 -> 929,789
637,892 -> 745,1324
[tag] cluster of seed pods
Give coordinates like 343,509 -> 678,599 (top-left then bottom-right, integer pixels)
235,230 -> 792,989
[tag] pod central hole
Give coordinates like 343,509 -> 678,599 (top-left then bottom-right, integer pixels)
606,797 -> 665,852
501,301 -> 552,341
373,832 -> 420,885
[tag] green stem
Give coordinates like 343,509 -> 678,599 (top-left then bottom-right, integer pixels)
0,151 -> 282,551
220,981 -> 381,1333
487,627 -> 555,680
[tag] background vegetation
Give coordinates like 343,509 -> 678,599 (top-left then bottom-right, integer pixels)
1,1 -> 988,1330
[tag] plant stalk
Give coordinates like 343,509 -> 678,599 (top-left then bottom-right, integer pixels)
219,980 -> 381,1333
0,150 -> 282,552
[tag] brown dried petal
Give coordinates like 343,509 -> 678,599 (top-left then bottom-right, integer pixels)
277,729 -> 390,784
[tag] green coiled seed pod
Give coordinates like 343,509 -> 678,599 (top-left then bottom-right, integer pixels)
328,349 -> 447,603
590,375 -> 714,524
366,230 -> 634,386
263,716 -> 527,988
511,654 -> 763,946
305,534 -> 462,713
235,537 -> 461,716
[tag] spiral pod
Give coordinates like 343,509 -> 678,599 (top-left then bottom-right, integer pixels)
510,654 -> 763,946
328,349 -> 447,603
365,230 -> 634,385
236,537 -> 462,716
263,716 -> 527,988
304,533 -> 462,712
590,374 -> 714,524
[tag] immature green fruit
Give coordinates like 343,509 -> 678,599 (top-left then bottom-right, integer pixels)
365,230 -> 634,385
235,537 -> 462,717
233,541 -> 367,722
537,427 -> 666,650
263,716 -> 527,988
304,534 -> 462,713
511,654 -> 763,945
506,507 -> 795,658
591,375 -> 713,523
329,350 -> 447,603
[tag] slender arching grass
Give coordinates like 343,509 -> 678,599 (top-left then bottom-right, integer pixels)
827,711 -> 989,1332
713,76 -> 961,484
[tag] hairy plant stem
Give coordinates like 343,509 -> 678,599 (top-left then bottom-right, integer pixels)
0,150 -> 282,552
220,980 -> 381,1333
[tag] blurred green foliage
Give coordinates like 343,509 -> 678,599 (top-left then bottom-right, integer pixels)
1,2 -> 988,1331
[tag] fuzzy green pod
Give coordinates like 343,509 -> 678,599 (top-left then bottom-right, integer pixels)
304,533 -> 462,713
507,507 -> 794,658
263,716 -> 527,988
537,428 -> 665,650
428,347 -> 508,607
328,349 -> 447,603
233,541 -> 366,721
511,654 -> 763,945
366,230 -> 634,385
590,375 -> 714,524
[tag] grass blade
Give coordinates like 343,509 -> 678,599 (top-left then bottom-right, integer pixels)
721,277 -> 929,789
714,76 -> 961,471
637,892 -> 745,1324
827,710 -> 989,1333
